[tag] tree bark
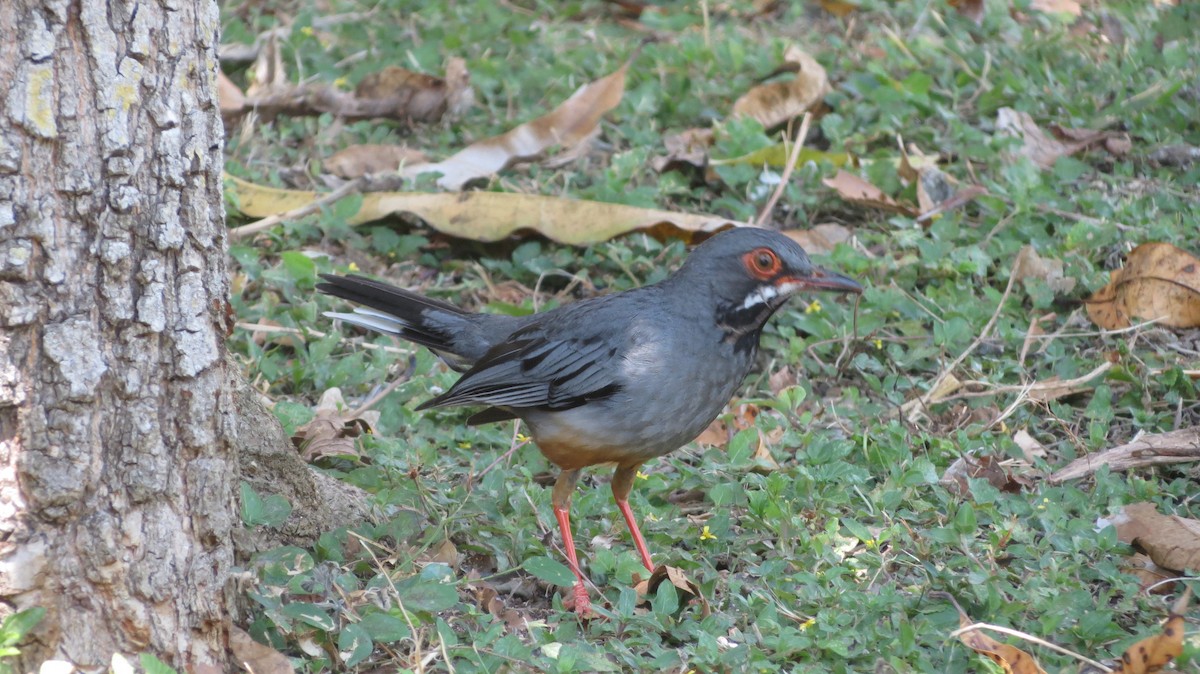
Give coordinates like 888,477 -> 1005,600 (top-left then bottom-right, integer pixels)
0,0 -> 235,669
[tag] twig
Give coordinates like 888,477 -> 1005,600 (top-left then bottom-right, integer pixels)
894,263 -> 1018,421
933,362 -> 1113,404
948,623 -> 1112,672
234,322 -> 414,356
1022,316 -> 1166,340
348,530 -> 427,673
352,372 -> 411,415
229,176 -> 365,239
753,112 -> 812,227
475,423 -> 531,482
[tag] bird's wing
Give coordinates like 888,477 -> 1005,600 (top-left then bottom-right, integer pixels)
417,320 -> 625,412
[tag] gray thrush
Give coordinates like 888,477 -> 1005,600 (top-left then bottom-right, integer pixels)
318,227 -> 863,615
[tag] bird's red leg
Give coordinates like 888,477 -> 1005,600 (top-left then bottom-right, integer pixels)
612,464 -> 655,572
551,469 -> 591,616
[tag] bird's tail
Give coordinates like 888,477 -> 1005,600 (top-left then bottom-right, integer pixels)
317,274 -> 477,368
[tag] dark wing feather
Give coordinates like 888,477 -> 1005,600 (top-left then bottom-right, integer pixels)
417,326 -> 623,412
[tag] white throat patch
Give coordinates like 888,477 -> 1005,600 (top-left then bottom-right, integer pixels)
740,281 -> 802,310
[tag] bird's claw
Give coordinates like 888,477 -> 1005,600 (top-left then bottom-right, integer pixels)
564,582 -> 592,617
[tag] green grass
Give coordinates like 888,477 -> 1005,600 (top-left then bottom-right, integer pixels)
222,0 -> 1200,671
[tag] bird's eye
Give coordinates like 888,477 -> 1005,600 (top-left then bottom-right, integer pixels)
743,247 -> 781,279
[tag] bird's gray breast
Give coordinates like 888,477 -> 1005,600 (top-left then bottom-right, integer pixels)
537,317 -> 754,462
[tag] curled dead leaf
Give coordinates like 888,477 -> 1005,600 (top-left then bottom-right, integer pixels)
291,388 -> 380,464
947,603 -> 1047,674
218,70 -> 247,116
651,127 -> 714,174
235,57 -> 472,125
324,145 -> 430,179
949,0 -> 985,23
1111,588 -> 1191,673
696,403 -> 760,448
1121,552 -> 1178,594
940,452 -> 1035,497
230,625 -> 295,674
402,53 -> 635,189
823,170 -> 918,216
473,583 -> 526,631
997,108 -> 1126,169
782,224 -> 852,256
1013,246 -> 1077,296
1085,242 -> 1200,330
633,564 -> 710,617
355,59 -> 474,123
732,46 -> 830,130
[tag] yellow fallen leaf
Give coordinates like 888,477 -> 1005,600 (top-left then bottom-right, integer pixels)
710,145 -> 853,169
225,174 -> 738,245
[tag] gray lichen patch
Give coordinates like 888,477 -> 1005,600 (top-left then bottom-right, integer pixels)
43,316 -> 107,400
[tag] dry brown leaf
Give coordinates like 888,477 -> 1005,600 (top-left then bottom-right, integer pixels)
818,0 -> 860,17
1111,588 -> 1191,673
324,144 -> 430,179
822,170 -> 918,216
246,33 -> 288,98
997,110 -> 1131,169
732,46 -> 830,130
417,538 -> 460,569
230,625 -> 295,674
1013,245 -> 1078,296
1050,427 -> 1200,482
651,127 -> 714,173
402,54 -> 635,189
1106,502 -> 1200,573
949,0 -> 985,23
237,58 -> 471,125
633,564 -> 710,616
696,403 -> 759,449
1085,242 -> 1200,330
1121,552 -> 1179,594
940,452 -> 1034,497
473,583 -> 526,631
768,366 -> 797,396
541,126 -> 603,170
218,71 -> 247,115
355,58 -> 473,122
291,388 -> 380,464
752,428 -> 783,474
783,224 -> 852,255
227,174 -> 739,245
1012,429 -> 1047,463
1030,0 -> 1082,16
952,612 -> 1047,674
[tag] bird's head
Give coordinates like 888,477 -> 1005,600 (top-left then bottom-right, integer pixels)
674,227 -> 863,340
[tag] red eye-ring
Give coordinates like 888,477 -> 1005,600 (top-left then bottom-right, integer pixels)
743,247 -> 781,280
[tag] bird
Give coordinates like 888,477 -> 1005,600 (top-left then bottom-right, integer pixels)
317,227 -> 862,616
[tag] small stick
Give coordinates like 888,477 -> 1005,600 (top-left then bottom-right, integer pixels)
754,112 -> 812,227
948,623 -> 1113,672
234,322 -> 414,356
229,176 -> 366,240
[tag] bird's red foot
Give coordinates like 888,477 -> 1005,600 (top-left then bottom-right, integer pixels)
562,581 -> 592,617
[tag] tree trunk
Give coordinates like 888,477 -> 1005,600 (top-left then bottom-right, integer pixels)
0,0 -> 235,668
